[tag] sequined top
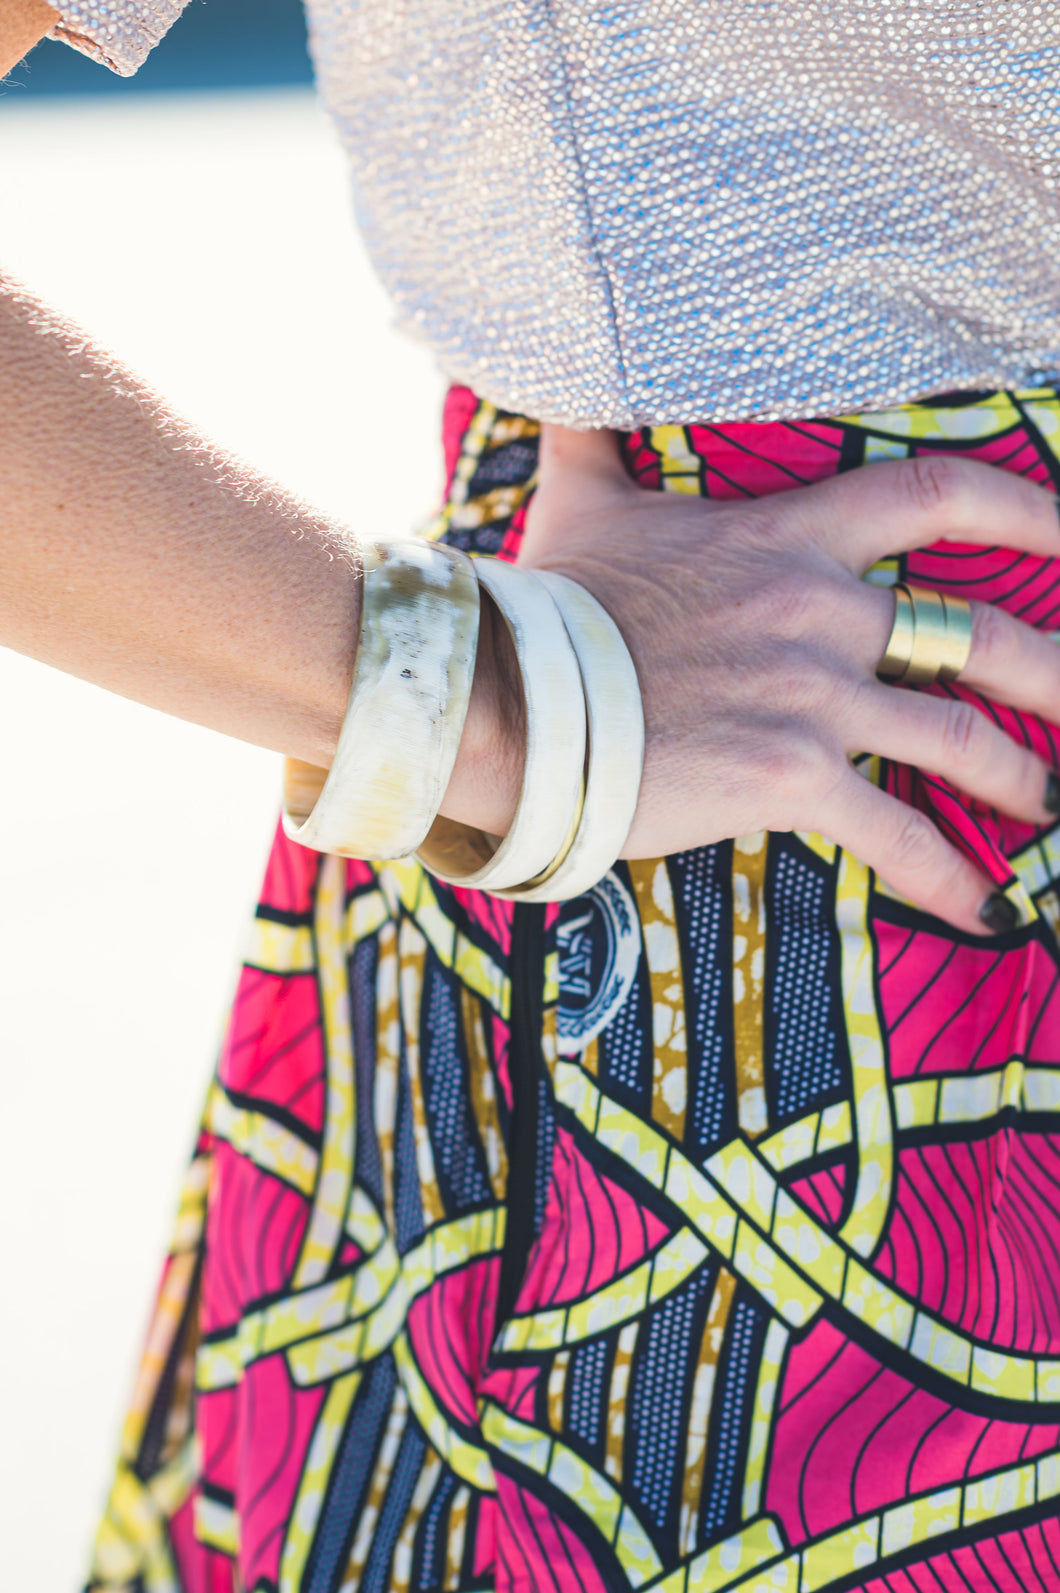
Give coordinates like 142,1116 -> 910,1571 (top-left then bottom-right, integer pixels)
53,0 -> 1060,428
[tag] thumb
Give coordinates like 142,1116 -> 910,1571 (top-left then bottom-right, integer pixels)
538,422 -> 625,488
523,424 -> 629,563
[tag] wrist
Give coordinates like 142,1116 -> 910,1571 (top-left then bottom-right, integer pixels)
439,588 -> 526,836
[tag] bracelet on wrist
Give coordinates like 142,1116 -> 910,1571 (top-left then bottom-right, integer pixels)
416,555 -> 586,891
283,546 -> 644,902
281,538 -> 479,859
491,568 -> 644,902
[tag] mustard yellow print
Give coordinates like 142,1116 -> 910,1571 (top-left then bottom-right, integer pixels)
628,857 -> 689,1140
732,833 -> 768,1139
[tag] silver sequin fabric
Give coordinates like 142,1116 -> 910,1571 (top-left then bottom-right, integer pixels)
56,0 -> 1060,428
51,0 -> 185,76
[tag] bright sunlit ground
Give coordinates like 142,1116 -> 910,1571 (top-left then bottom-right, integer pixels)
0,86 -> 443,1588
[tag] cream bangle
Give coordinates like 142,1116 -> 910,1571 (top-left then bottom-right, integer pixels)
495,570 -> 644,902
282,539 -> 479,859
416,556 -> 586,891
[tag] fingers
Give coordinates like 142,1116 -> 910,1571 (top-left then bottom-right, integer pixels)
955,598 -> 1060,724
781,455 -> 1060,574
815,767 -> 1019,937
845,579 -> 1060,727
525,424 -> 630,564
849,680 -> 1058,827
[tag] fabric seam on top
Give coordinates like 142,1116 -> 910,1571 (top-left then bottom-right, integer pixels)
543,0 -> 632,416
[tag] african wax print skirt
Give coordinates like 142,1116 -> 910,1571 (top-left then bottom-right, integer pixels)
88,387 -> 1060,1593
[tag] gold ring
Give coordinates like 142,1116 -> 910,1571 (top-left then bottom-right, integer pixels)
938,592 -> 974,682
876,585 -> 915,678
876,583 -> 973,686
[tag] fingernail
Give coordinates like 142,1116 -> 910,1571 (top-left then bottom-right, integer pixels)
979,893 -> 1019,934
1047,772 -> 1060,815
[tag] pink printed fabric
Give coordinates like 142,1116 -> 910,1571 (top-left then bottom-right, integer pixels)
87,389 -> 1060,1593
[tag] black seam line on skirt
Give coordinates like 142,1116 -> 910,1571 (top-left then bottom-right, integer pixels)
495,901 -> 548,1328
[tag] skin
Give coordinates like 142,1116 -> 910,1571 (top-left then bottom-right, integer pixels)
3,11 -> 1059,938
522,429 -> 1060,932
0,0 -> 55,74
0,279 -> 524,836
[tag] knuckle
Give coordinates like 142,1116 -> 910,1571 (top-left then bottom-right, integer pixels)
742,735 -> 796,792
939,700 -> 989,768
969,600 -> 1008,668
769,728 -> 834,798
897,455 -> 966,519
887,808 -> 942,876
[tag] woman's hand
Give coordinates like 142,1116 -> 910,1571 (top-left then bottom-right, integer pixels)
517,424 -> 1060,936
6,270 -> 1056,936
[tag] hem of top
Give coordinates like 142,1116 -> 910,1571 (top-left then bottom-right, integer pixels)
444,366 -> 1060,431
49,22 -> 147,75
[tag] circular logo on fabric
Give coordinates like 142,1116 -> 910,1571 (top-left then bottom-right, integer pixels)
556,871 -> 641,1055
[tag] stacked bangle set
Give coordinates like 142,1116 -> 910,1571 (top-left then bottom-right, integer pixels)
282,540 -> 645,902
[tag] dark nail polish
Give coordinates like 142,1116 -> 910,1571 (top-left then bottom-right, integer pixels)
979,893 -> 1019,935
1047,772 -> 1060,815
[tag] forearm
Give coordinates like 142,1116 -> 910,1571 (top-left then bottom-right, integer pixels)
0,277 -> 362,769
0,278 -> 521,824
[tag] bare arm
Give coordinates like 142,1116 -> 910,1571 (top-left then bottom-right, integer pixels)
0,5 -> 523,822
7,274 -> 1060,937
0,0 -> 56,74
0,278 -> 522,825
0,280 -> 361,767
2,21 -> 1058,933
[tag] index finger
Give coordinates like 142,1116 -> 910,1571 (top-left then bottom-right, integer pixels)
782,455 -> 1059,573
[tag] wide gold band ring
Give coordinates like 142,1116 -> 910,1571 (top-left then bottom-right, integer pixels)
876,582 -> 973,687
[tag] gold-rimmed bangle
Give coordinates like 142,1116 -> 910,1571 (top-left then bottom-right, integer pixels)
282,539 -> 480,859
417,556 -> 587,891
494,568 -> 645,903
510,771 -> 588,894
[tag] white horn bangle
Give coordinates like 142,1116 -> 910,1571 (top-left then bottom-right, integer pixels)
417,556 -> 586,892
494,570 -> 644,902
282,539 -> 480,859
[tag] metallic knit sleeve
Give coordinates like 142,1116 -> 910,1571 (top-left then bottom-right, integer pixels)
50,0 -> 189,76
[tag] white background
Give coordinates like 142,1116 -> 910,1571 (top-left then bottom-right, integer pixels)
0,87 -> 443,1588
